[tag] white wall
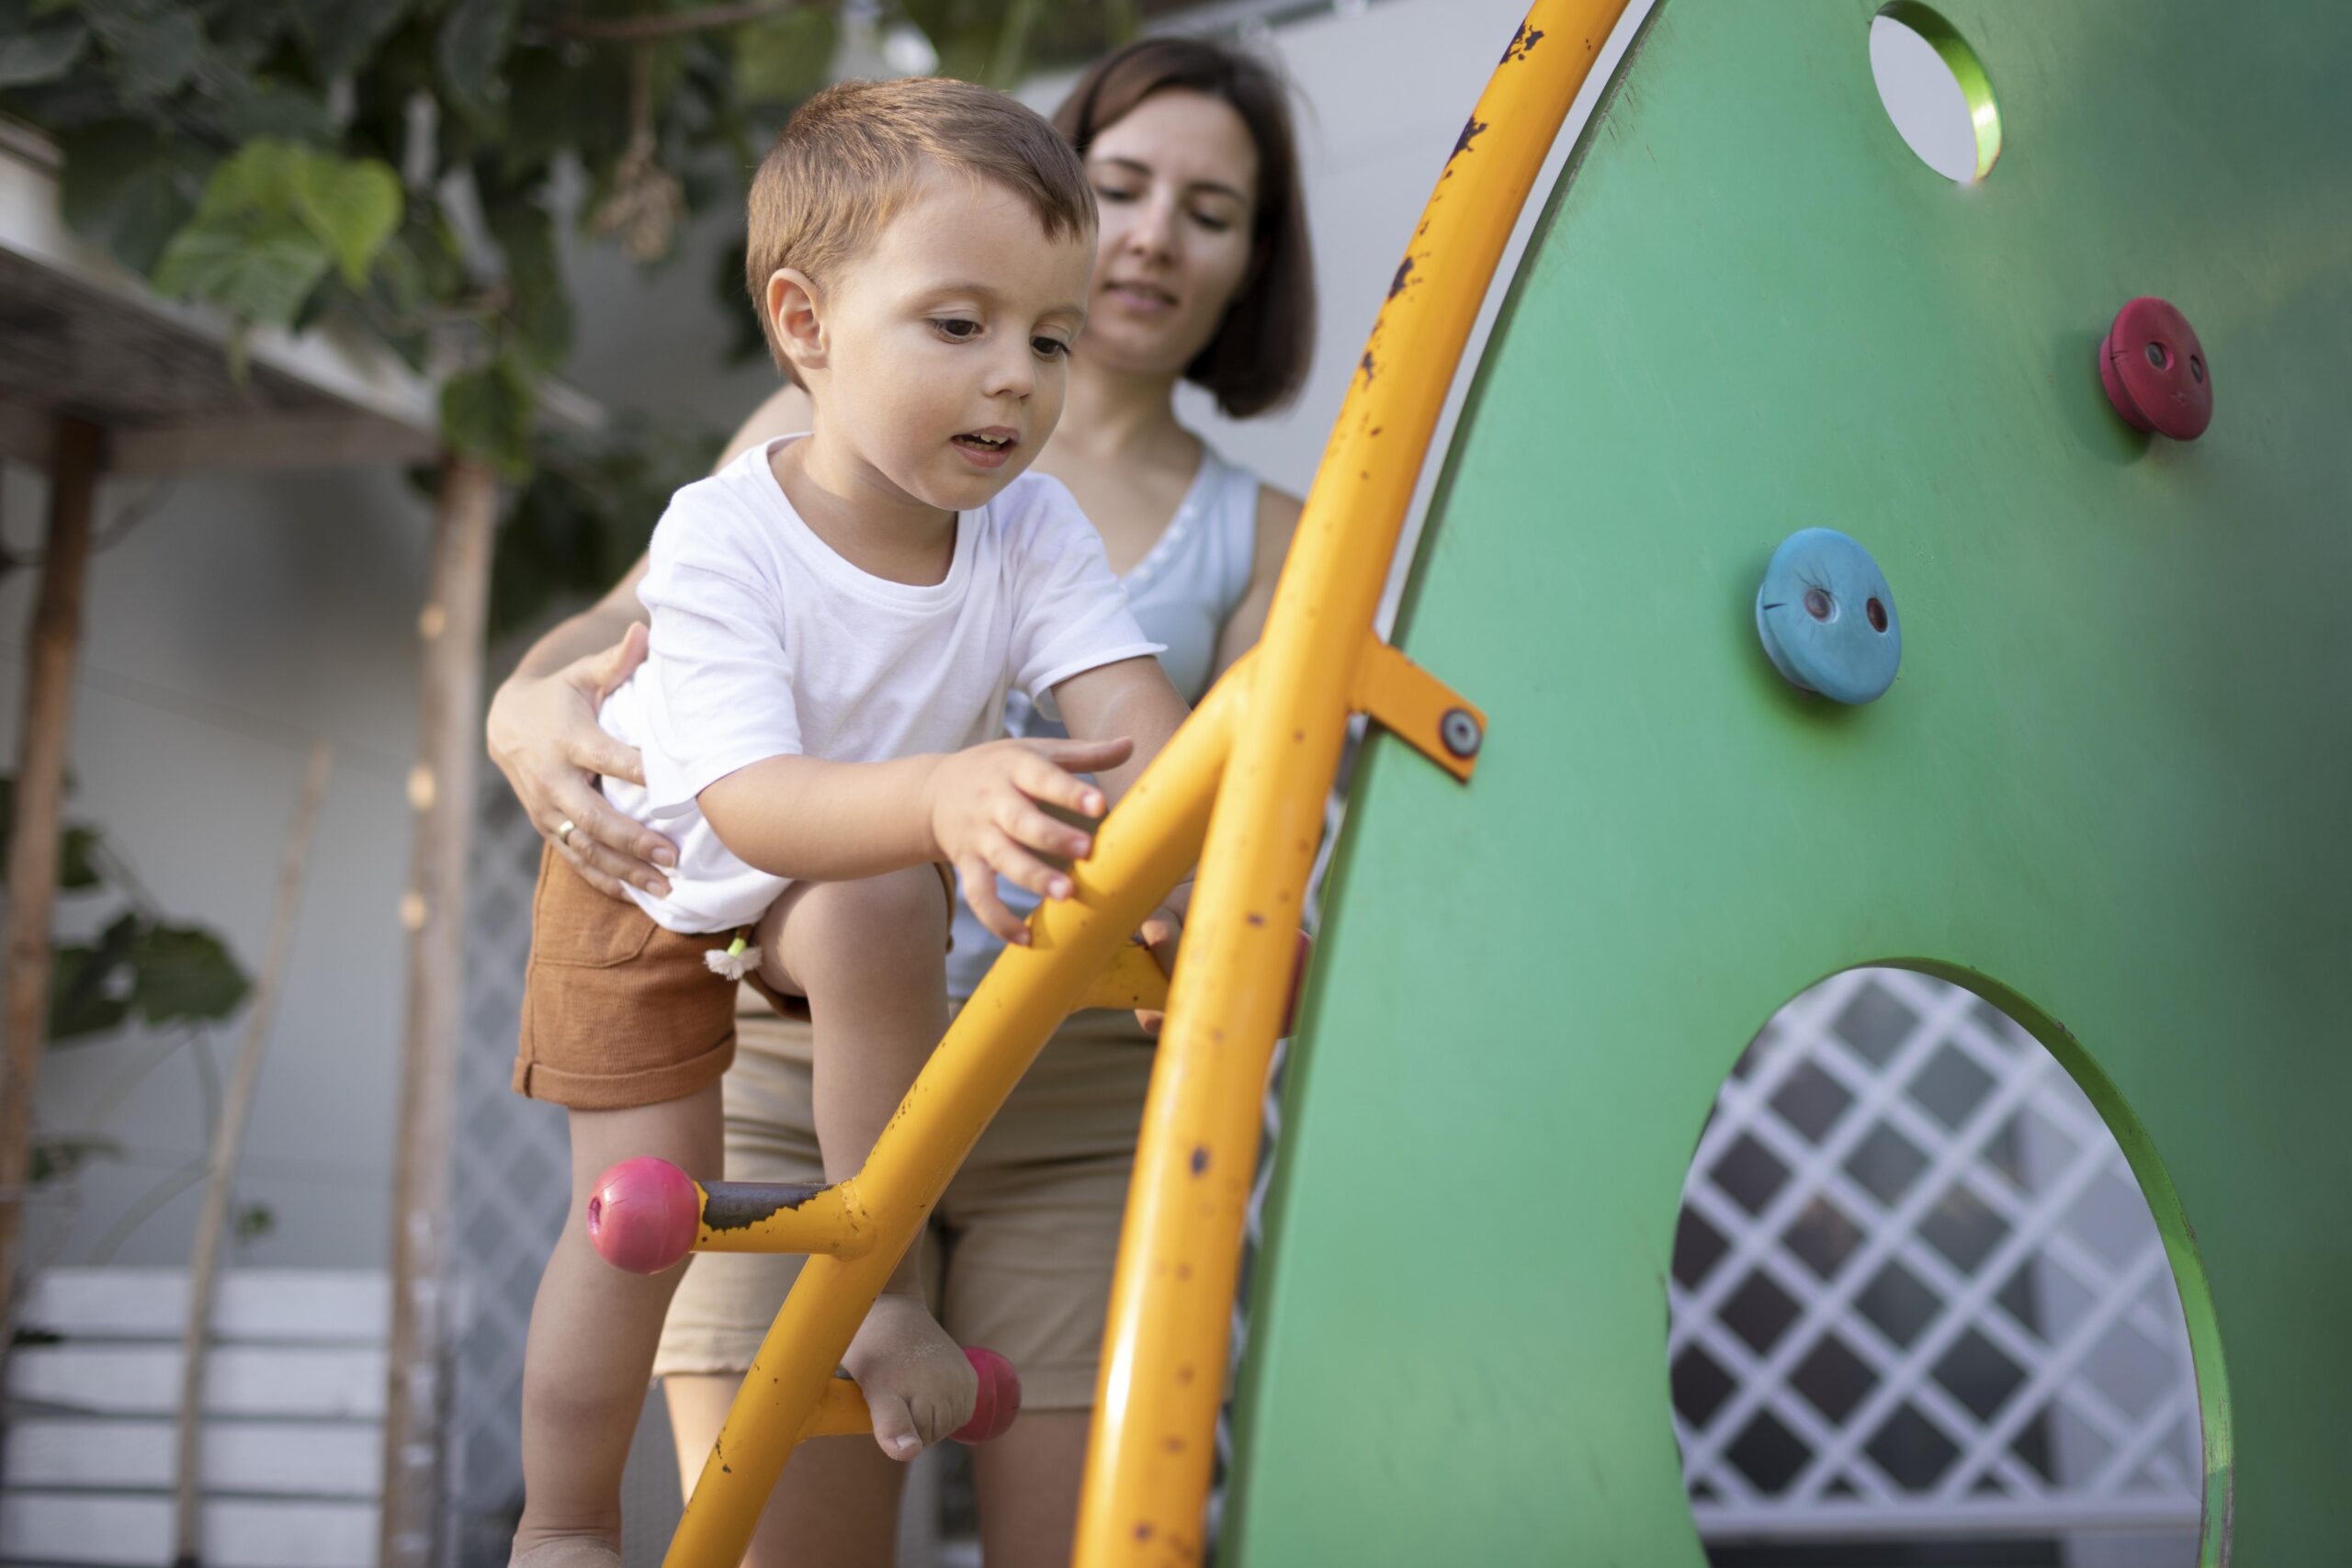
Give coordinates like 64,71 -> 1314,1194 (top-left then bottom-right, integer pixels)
2,459 -> 427,1271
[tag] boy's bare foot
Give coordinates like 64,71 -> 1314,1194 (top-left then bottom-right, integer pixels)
841,1291 -> 978,1459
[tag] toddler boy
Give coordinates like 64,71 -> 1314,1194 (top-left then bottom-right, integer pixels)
506,77 -> 1190,1567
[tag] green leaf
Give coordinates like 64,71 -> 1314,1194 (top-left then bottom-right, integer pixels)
293,152 -> 401,287
194,140 -> 308,224
129,921 -> 250,1025
0,10 -> 86,87
154,141 -> 389,325
153,221 -> 334,326
289,0 -> 411,81
47,913 -> 141,1043
60,827 -> 103,891
440,355 -> 535,481
436,0 -> 516,128
30,1134 -> 122,1184
484,194 -> 571,370
234,1201 -> 277,1242
215,77 -> 342,145
57,120 -> 207,276
733,7 -> 838,107
98,2 -> 202,103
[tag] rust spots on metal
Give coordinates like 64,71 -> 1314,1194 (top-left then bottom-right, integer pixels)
1500,21 -> 1544,63
700,1179 -> 829,1232
1447,115 -> 1489,169
1189,1145 -> 1210,1176
1388,255 -> 1415,299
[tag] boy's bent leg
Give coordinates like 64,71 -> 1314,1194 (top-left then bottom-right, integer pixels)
514,1083 -> 722,1561
761,866 -> 976,1458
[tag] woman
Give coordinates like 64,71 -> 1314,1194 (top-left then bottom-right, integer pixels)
486,36 -> 1315,1565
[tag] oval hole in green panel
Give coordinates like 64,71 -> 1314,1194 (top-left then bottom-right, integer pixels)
1871,3 -> 2003,183
1665,965 -> 2225,1564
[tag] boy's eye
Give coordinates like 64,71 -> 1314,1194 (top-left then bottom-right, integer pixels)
933,318 -> 981,341
1032,336 -> 1071,359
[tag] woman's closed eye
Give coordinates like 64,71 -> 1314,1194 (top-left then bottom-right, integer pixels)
1093,183 -> 1140,204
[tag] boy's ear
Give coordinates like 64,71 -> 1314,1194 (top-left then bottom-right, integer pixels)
765,267 -> 828,375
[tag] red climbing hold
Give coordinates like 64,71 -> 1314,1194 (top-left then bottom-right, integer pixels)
2100,297 -> 2211,440
956,1347 -> 1023,1443
585,1156 -> 702,1274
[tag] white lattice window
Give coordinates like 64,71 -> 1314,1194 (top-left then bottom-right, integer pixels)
1669,967 -> 2202,1556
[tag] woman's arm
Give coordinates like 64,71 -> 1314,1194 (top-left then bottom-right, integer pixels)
482,381 -> 818,897
1209,484 -> 1304,676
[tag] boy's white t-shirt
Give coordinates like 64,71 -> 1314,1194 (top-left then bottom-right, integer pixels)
600,436 -> 1162,933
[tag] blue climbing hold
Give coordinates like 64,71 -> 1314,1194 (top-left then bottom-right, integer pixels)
1754,527 -> 1902,705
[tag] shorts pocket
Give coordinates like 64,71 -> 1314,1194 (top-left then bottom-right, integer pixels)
529,847 -> 660,969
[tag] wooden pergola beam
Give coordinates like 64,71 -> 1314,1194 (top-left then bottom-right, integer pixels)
0,415 -> 103,1337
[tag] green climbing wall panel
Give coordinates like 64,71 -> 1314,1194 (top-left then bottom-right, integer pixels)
1227,2 -> 2350,1562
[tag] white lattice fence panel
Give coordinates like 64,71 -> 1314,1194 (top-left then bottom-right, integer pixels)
1669,967 -> 2202,1543
443,778 -> 572,1566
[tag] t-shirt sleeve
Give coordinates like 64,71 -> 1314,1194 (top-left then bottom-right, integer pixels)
634,491 -> 801,812
1004,479 -> 1165,719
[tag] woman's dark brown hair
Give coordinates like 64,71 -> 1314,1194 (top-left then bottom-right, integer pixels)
1053,37 -> 1316,419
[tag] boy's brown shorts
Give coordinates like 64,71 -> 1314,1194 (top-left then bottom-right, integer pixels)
512,848 -> 952,1111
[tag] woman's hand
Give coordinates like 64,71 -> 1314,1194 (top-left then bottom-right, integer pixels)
485,622 -> 678,899
1135,883 -> 1190,1034
923,736 -> 1134,945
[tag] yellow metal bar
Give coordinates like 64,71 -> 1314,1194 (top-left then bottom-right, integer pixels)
662,669 -> 1242,1568
1081,939 -> 1175,1014
685,1179 -> 872,1257
1074,6 -> 1633,1562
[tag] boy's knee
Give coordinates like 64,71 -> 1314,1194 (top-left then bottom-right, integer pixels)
794,865 -> 949,974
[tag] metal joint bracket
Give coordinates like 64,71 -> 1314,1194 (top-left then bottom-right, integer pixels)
1351,639 -> 1487,782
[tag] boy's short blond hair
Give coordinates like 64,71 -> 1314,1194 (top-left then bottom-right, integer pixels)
745,77 -> 1097,370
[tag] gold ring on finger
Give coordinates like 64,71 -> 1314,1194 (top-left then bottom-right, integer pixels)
557,818 -> 576,847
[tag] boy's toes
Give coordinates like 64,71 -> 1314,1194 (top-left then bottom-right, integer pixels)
865,1391 -> 925,1461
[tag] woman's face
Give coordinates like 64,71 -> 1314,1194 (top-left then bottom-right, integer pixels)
1080,89 -> 1261,378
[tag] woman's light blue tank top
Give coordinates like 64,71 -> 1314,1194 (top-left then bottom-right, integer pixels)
945,444 -> 1262,998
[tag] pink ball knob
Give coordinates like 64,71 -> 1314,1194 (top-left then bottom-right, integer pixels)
585,1157 -> 701,1274
953,1347 -> 1023,1444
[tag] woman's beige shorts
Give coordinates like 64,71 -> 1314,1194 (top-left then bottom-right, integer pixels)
652,1000 -> 1155,1411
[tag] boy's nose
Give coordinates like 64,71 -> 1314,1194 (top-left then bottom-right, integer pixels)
983,347 -> 1035,400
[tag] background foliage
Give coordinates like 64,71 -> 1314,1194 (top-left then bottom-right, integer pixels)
0,0 -> 1143,632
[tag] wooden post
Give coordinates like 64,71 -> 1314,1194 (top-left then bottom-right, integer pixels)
0,416 -> 103,1338
378,455 -> 497,1568
175,741 -> 333,1568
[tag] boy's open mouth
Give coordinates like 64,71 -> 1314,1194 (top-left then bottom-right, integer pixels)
952,429 -> 1019,467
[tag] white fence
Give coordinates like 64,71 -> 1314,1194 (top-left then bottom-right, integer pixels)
0,1269 -> 387,1568
1669,967 -> 2202,1555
